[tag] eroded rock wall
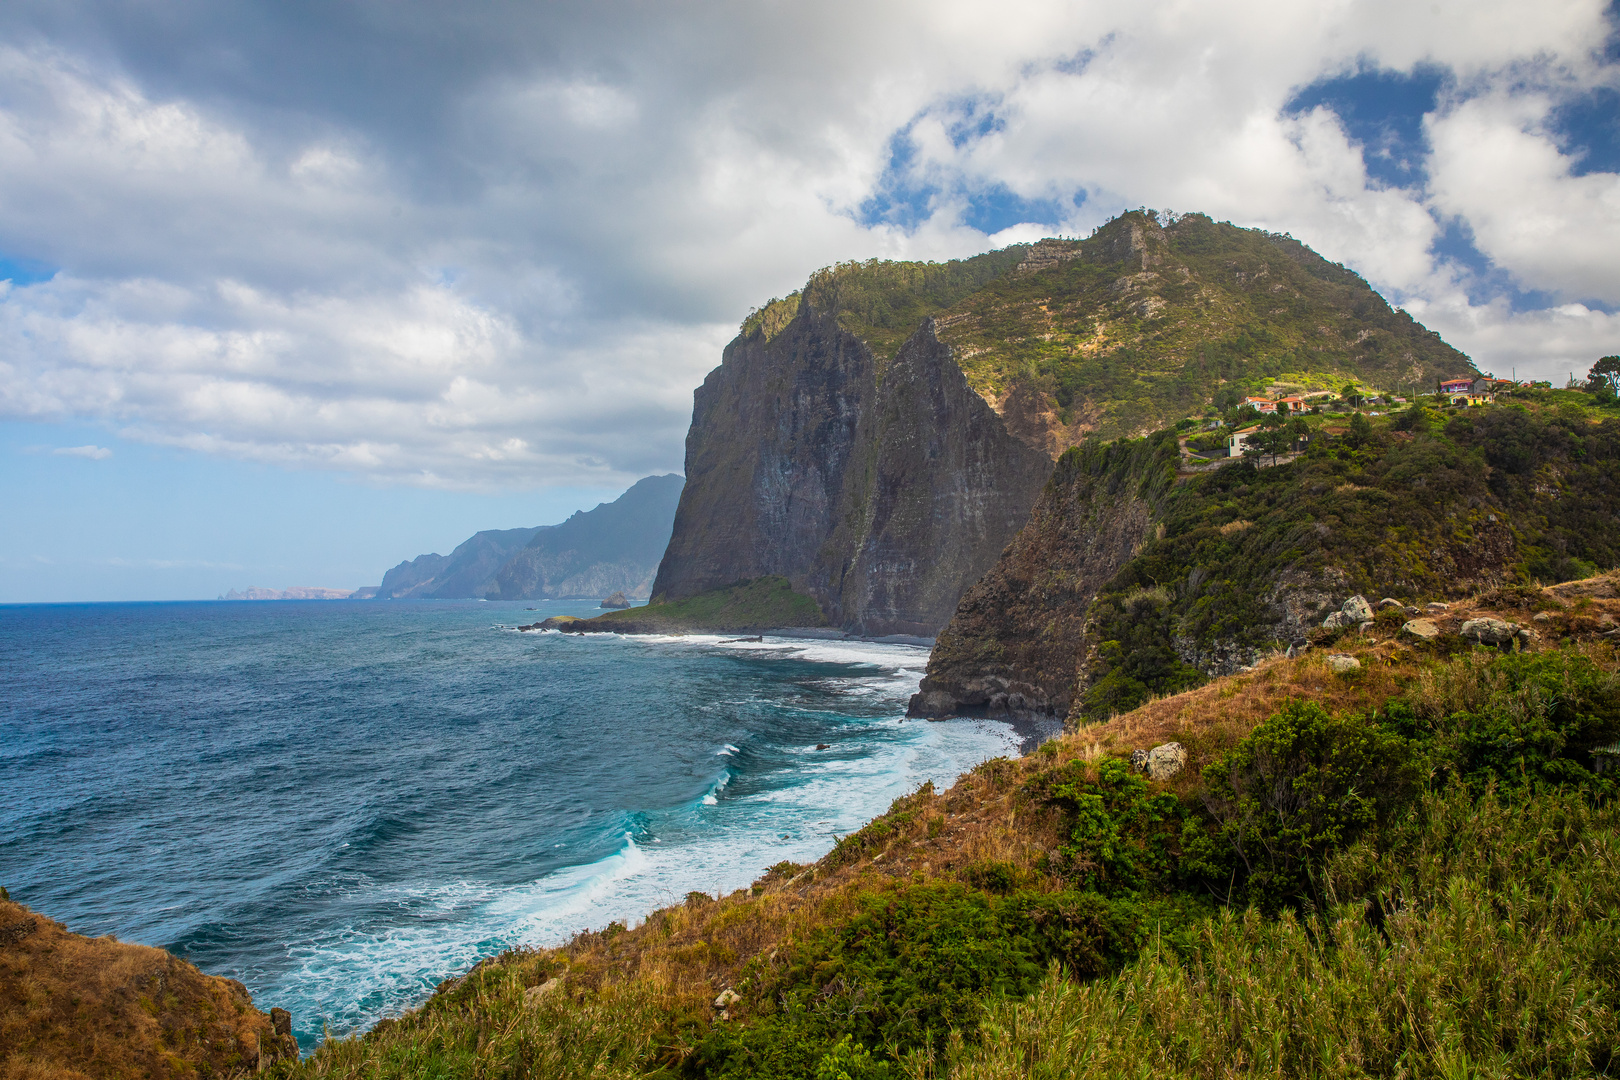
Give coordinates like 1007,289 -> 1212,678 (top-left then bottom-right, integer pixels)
651,310 -> 1050,637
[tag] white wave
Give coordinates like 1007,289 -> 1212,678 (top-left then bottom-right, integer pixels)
272,714 -> 1017,1044
718,744 -> 740,756
701,769 -> 732,805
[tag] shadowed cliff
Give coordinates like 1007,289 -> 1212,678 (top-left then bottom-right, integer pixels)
651,307 -> 1050,637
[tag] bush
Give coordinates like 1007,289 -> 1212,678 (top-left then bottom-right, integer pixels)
1190,701 -> 1416,909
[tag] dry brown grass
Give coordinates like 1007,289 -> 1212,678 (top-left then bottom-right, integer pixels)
0,898 -> 292,1079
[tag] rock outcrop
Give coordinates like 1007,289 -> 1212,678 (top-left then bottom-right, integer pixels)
913,402 -> 1620,727
600,591 -> 630,609
652,307 -> 1051,637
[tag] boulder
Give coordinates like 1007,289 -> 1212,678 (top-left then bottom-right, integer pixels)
1377,598 -> 1403,609
714,988 -> 741,1008
1145,742 -> 1186,780
1460,617 -> 1517,646
1533,611 -> 1553,623
600,591 -> 631,609
1321,611 -> 1354,631
1130,748 -> 1150,772
1341,595 -> 1374,623
523,980 -> 560,1007
1401,618 -> 1441,640
1516,628 -> 1538,649
1285,637 -> 1310,658
1327,654 -> 1361,674
1425,602 -> 1449,613
538,616 -> 582,630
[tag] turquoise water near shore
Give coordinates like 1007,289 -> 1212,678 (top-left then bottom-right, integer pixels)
1,599 -> 1023,1051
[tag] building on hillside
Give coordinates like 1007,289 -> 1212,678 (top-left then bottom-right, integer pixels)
1228,425 -> 1262,456
1276,395 -> 1306,412
1440,377 -> 1474,394
1243,397 -> 1277,414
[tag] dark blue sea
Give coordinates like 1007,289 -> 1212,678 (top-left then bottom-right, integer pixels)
0,599 -> 1023,1051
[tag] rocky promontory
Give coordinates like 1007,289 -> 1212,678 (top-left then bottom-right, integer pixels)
0,892 -> 297,1075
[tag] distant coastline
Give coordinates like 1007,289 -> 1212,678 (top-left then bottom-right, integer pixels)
217,586 -> 379,601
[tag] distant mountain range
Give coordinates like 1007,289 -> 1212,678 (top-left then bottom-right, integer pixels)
373,474 -> 684,600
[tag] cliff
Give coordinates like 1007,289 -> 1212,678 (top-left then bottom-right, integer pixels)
0,893 -> 296,1076
914,397 -> 1620,724
372,474 -> 684,601
651,308 -> 1051,637
909,436 -> 1174,718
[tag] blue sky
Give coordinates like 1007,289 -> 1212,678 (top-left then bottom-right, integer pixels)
0,422 -> 619,601
0,0 -> 1615,600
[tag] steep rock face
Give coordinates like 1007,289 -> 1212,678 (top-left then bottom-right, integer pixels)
909,439 -> 1164,718
488,474 -> 685,600
652,311 -> 1050,637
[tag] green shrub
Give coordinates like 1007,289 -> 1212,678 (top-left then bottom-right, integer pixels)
1190,701 -> 1416,909
957,784 -> 1620,1080
1045,757 -> 1187,895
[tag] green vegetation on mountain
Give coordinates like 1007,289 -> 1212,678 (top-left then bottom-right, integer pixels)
1080,399 -> 1620,718
736,212 -> 1474,464
740,248 -> 1027,359
273,624 -> 1620,1080
931,212 -> 1474,440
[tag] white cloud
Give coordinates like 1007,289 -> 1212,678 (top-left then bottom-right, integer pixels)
0,0 -> 1613,490
52,443 -> 110,458
1427,91 -> 1620,305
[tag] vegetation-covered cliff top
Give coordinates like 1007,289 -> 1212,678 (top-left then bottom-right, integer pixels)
739,212 -> 1477,452
271,576 -> 1619,1080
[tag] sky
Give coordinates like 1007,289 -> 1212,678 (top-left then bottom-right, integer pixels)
0,0 -> 1616,601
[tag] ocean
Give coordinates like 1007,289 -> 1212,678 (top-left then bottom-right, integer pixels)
0,599 -> 1029,1052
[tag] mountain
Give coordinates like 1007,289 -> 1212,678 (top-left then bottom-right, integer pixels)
913,395 -> 1620,723
486,474 -> 685,600
377,527 -> 544,599
641,210 -> 1476,638
373,474 -> 685,601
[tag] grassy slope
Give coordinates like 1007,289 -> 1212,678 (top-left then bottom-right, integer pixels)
551,576 -> 828,635
276,579 -> 1620,1080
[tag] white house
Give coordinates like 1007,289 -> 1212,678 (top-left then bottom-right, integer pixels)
1228,425 -> 1262,456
